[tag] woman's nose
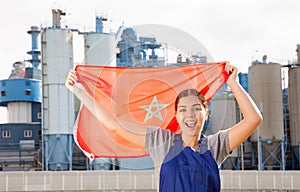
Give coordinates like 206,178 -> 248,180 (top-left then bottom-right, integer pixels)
187,109 -> 195,117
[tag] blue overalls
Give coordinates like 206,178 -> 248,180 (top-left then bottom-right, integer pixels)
159,134 -> 220,192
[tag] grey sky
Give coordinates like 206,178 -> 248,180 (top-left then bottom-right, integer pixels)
0,0 -> 300,122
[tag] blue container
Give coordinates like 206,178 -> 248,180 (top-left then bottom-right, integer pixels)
0,78 -> 41,106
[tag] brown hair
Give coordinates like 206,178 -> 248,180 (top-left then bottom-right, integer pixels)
175,89 -> 207,111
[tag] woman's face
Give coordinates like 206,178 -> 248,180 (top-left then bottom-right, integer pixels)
176,95 -> 208,137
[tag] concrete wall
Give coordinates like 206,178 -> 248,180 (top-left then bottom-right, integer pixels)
0,170 -> 300,191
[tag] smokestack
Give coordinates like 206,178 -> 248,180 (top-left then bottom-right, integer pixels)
296,44 -> 300,64
262,55 -> 267,64
27,26 -> 41,68
52,9 -> 66,28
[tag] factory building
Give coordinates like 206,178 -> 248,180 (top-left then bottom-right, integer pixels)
0,8 -> 299,172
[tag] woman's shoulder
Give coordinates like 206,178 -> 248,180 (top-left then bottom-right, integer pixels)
145,126 -> 175,162
206,129 -> 231,165
146,126 -> 174,141
146,126 -> 173,136
206,129 -> 229,140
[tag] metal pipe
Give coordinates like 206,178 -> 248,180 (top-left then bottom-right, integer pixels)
252,142 -> 255,169
299,142 -> 300,168
27,26 -> 41,68
258,136 -> 264,170
297,44 -> 300,64
52,9 -> 65,28
281,136 -> 285,170
68,134 -> 73,170
96,16 -> 103,33
241,143 -> 244,170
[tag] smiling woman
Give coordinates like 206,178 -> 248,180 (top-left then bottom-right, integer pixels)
66,62 -> 262,191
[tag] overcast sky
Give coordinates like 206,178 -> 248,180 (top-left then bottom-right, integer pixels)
1,0 -> 300,122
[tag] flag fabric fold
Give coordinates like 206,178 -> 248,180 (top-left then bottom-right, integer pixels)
73,62 -> 229,159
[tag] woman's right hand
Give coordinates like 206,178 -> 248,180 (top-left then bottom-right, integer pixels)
65,69 -> 78,93
64,69 -> 147,148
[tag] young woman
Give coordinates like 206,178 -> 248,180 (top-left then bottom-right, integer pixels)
65,63 -> 262,191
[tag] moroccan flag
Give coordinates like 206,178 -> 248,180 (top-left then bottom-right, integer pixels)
74,62 -> 229,159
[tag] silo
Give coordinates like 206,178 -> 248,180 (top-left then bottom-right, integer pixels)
238,73 -> 248,93
0,74 -> 41,124
288,67 -> 300,147
208,92 -> 238,135
41,9 -> 75,170
77,15 -> 116,117
249,63 -> 284,141
208,92 -> 239,166
5,79 -> 41,123
84,33 -> 116,66
82,16 -> 132,170
248,63 -> 284,170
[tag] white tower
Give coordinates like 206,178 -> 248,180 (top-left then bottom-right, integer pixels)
41,9 -> 75,170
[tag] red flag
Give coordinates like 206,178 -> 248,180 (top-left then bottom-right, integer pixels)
73,62 -> 229,159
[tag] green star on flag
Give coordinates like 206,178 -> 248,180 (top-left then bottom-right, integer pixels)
140,95 -> 170,122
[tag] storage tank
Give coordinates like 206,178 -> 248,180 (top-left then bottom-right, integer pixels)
248,63 -> 284,141
41,9 -> 75,170
84,33 -> 116,66
0,78 -> 41,123
84,16 -> 116,67
238,73 -> 248,93
208,92 -> 239,163
208,92 -> 238,135
288,67 -> 300,146
80,16 -> 117,170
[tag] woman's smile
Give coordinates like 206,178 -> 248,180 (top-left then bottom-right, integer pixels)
184,120 -> 197,129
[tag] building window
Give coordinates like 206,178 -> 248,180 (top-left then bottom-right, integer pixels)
2,130 -> 11,138
38,130 -> 42,140
25,89 -> 31,96
24,130 -> 32,138
37,112 -> 42,119
1,91 -> 6,97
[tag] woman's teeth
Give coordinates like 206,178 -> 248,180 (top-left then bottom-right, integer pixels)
185,121 -> 196,128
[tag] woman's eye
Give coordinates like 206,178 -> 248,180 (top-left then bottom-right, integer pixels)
194,107 -> 201,111
179,109 -> 186,112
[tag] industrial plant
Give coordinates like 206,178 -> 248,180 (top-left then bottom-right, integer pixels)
0,8 -> 299,191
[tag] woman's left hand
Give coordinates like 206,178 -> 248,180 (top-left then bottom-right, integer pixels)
224,62 -> 238,85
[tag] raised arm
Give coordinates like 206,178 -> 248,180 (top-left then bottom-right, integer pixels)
225,63 -> 263,151
65,69 -> 147,147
